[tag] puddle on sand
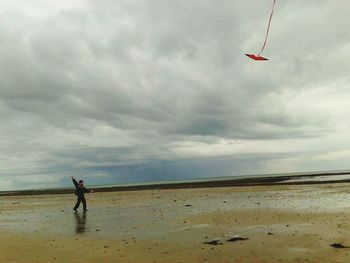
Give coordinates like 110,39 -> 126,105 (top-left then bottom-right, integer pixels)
0,206 -> 188,239
0,185 -> 349,240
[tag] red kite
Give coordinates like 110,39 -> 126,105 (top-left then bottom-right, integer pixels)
245,54 -> 268,61
246,0 -> 277,61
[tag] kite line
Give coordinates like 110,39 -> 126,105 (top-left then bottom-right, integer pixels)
257,0 -> 276,57
246,0 -> 277,61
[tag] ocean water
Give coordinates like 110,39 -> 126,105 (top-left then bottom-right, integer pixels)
3,169 -> 350,193
91,168 -> 350,189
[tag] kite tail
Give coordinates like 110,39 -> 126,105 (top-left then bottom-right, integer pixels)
257,0 -> 276,57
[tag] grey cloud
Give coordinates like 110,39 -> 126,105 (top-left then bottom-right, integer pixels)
0,0 -> 348,190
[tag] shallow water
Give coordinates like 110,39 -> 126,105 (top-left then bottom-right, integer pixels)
0,184 -> 349,240
282,174 -> 350,183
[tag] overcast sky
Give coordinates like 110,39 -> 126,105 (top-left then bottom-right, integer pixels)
0,0 -> 350,190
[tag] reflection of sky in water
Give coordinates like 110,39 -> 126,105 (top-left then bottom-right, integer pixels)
281,174 -> 350,183
0,185 -> 349,239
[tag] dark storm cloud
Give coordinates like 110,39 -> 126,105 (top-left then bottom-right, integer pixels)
0,0 -> 349,190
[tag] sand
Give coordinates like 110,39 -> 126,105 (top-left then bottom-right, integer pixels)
1,183 -> 350,262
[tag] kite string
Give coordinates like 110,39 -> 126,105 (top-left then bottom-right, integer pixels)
257,0 -> 276,57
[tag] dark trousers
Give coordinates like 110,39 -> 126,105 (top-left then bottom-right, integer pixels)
74,196 -> 87,210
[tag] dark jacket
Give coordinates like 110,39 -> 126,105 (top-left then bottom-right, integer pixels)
72,179 -> 90,197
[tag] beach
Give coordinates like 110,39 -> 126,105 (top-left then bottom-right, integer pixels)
1,183 -> 350,262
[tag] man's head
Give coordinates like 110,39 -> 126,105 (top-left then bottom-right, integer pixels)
78,180 -> 84,186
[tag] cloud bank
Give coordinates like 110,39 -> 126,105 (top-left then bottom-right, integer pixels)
0,0 -> 350,190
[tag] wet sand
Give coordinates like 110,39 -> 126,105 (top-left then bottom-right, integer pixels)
1,183 -> 350,262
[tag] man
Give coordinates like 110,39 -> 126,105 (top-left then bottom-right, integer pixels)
71,176 -> 93,212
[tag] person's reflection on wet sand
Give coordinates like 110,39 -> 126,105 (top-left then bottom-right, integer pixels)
75,211 -> 87,234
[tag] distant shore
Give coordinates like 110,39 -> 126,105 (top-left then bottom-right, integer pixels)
1,170 -> 350,196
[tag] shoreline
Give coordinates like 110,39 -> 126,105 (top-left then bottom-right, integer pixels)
1,170 -> 350,196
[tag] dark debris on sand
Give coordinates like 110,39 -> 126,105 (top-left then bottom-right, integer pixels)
227,237 -> 249,242
330,243 -> 349,249
204,240 -> 223,245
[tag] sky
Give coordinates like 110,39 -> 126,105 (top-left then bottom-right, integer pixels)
1,0 -> 350,190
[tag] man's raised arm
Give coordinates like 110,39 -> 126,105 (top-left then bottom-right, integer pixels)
71,176 -> 79,188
